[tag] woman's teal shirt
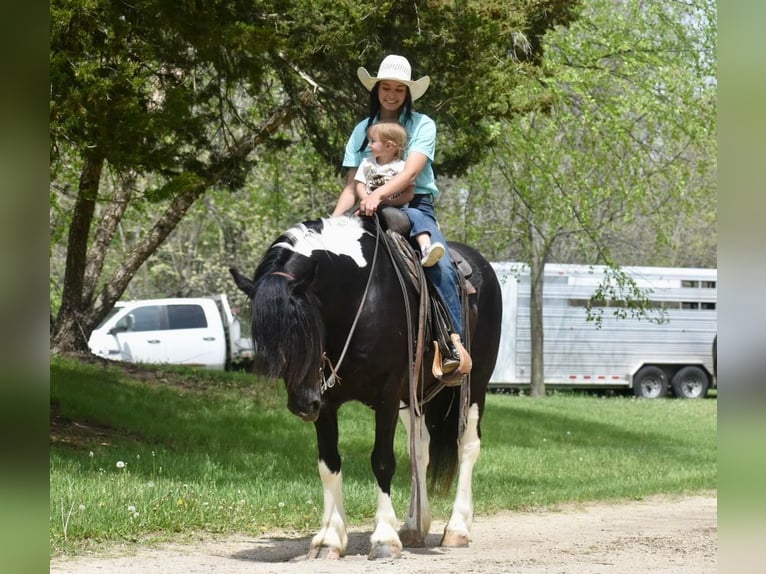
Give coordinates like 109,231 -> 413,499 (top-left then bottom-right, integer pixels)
342,111 -> 440,198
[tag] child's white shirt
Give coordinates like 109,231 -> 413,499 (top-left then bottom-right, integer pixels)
355,156 -> 407,197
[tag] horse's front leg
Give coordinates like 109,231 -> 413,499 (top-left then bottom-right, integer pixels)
368,401 -> 404,559
308,407 -> 348,559
397,401 -> 432,547
441,402 -> 481,547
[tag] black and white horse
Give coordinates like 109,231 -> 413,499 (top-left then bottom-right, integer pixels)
230,214 -> 502,559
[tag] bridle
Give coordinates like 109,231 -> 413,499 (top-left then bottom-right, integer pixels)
270,271 -> 295,281
318,217 -> 382,393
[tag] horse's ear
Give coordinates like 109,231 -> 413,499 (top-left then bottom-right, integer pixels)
229,267 -> 256,297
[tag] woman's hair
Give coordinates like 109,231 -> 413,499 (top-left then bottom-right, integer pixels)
367,122 -> 408,160
357,82 -> 414,152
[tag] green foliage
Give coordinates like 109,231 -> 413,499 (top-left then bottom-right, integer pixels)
50,355 -> 716,556
145,172 -> 205,202
442,0 -> 716,268
434,0 -> 717,397
50,0 -> 581,185
50,0 -> 583,350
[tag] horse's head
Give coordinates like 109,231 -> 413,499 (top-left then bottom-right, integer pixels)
230,216 -> 374,422
230,263 -> 324,421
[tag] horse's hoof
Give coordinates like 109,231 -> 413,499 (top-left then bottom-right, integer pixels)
398,527 -> 426,547
440,530 -> 470,547
369,542 -> 402,560
307,546 -> 343,559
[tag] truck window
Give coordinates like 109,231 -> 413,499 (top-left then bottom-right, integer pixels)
130,305 -> 163,332
96,305 -> 125,329
167,304 -> 208,330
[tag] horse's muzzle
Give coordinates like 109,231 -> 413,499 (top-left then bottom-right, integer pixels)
287,390 -> 321,422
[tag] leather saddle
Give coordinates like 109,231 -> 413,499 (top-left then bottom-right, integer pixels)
378,207 -> 475,287
377,207 -> 475,384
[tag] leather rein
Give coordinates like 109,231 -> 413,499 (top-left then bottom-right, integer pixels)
317,215 -> 435,406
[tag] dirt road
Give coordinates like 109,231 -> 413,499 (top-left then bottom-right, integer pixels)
51,492 -> 716,574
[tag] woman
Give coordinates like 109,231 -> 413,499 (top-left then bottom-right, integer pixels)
331,54 -> 470,375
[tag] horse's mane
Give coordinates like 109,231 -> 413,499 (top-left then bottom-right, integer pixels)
244,221 -> 328,390
252,220 -> 326,283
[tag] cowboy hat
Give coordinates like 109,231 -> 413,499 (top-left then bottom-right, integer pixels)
357,55 -> 431,101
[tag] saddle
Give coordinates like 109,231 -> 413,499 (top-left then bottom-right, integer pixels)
378,207 -> 476,385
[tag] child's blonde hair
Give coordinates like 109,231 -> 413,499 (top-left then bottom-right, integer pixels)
368,122 -> 408,159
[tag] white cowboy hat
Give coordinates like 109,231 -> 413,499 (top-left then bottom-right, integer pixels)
357,55 -> 431,101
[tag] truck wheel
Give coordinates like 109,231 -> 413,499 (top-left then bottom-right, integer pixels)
671,366 -> 710,399
633,366 -> 668,399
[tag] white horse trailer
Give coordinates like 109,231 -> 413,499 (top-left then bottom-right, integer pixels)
489,263 -> 717,398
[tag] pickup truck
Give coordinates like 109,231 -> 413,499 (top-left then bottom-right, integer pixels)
87,294 -> 253,370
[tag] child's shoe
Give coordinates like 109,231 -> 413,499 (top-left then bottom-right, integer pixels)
420,242 -> 445,267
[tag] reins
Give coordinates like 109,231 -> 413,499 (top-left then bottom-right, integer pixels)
373,214 -> 430,544
319,217 -> 382,392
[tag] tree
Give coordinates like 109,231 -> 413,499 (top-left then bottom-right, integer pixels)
49,0 -> 581,352
442,0 -> 716,396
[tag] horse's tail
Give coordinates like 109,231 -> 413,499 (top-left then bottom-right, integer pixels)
230,267 -> 323,389
424,386 -> 461,495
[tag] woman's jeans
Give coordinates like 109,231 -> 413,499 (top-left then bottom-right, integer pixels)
401,195 -> 463,338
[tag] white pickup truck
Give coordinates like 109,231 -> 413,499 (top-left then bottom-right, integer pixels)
87,294 -> 253,370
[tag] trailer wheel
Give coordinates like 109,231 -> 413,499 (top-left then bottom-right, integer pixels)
671,366 -> 710,399
633,366 -> 668,399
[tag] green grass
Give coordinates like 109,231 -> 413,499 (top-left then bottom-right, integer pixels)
473,392 -> 716,513
50,355 -> 716,557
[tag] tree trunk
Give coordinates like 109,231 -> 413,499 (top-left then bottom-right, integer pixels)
528,223 -> 547,397
50,155 -> 104,352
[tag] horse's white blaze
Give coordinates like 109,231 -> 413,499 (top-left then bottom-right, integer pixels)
398,403 -> 432,535
370,488 -> 402,550
311,461 -> 348,554
445,402 -> 481,538
274,217 -> 369,268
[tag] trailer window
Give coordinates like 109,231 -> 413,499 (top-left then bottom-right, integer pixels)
577,298 -> 719,311
681,279 -> 716,289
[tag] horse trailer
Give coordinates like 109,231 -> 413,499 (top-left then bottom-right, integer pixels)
489,263 -> 717,398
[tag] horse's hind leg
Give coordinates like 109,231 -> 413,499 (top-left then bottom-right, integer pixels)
441,402 -> 481,547
397,402 -> 432,547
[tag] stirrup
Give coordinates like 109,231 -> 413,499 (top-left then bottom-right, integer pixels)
431,334 -> 472,385
450,333 -> 472,375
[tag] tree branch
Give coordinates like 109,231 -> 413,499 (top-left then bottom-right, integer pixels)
91,93 -> 312,319
82,170 -> 135,308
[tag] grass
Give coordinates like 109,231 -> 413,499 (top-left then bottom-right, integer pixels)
50,354 -> 716,557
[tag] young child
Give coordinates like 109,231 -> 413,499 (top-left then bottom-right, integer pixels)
355,122 -> 445,267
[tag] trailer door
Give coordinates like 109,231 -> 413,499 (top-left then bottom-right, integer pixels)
490,271 -> 520,384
